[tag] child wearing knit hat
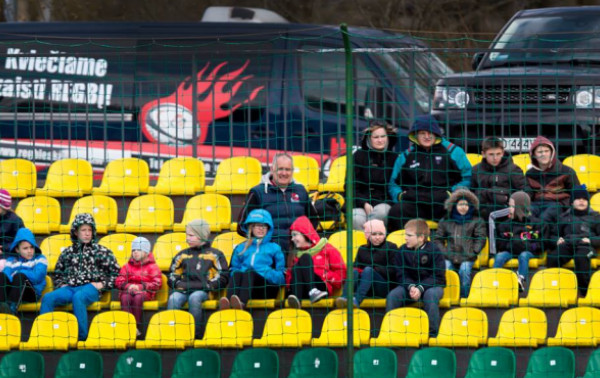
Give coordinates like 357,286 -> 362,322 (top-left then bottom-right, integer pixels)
0,189 -> 24,270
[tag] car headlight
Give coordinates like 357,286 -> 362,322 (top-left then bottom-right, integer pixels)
575,86 -> 600,108
433,86 -> 470,109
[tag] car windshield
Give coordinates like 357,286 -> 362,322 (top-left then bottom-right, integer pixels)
483,12 -> 600,68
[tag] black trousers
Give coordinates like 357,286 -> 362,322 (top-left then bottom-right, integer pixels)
388,200 -> 445,232
226,270 -> 279,304
0,272 -> 37,304
547,241 -> 593,296
289,254 -> 327,299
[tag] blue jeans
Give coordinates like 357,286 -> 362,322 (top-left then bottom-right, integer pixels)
343,267 -> 388,304
386,285 -> 444,337
40,284 -> 100,340
493,251 -> 534,278
445,260 -> 474,298
167,290 -> 208,338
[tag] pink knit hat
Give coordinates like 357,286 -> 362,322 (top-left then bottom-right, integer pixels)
0,189 -> 12,210
363,219 -> 386,241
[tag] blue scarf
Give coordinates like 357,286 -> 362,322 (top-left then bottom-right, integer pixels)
450,206 -> 474,224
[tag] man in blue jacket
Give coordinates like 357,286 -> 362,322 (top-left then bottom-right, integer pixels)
388,115 -> 472,231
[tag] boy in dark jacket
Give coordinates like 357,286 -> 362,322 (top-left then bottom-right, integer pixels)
546,186 -> 600,295
386,219 -> 446,337
336,219 -> 397,308
433,188 -> 486,298
40,213 -> 120,341
0,189 -> 24,268
470,137 -> 526,220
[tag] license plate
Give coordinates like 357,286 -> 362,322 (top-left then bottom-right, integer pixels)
502,138 -> 535,152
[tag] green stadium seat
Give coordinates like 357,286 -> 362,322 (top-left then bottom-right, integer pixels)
0,351 -> 44,378
171,349 -> 220,378
353,347 -> 397,378
229,348 -> 279,378
405,347 -> 456,378
464,347 -> 515,378
288,348 -> 338,378
113,350 -> 161,378
55,350 -> 103,378
524,347 -> 575,378
582,349 -> 600,378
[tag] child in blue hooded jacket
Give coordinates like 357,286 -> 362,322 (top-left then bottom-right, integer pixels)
0,227 -> 47,314
220,209 -> 285,310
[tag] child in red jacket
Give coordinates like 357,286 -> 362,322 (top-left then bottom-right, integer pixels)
115,237 -> 161,335
286,216 -> 346,308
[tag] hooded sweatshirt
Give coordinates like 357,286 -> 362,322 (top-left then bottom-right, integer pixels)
4,228 -> 47,297
115,253 -> 162,301
526,136 -> 580,207
54,213 -> 120,290
287,216 -> 346,295
229,209 -> 286,285
433,188 -> 487,264
168,240 -> 229,291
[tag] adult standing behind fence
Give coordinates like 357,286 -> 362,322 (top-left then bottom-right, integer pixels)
237,153 -> 318,252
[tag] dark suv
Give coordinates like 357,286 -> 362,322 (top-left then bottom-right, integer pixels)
432,6 -> 600,156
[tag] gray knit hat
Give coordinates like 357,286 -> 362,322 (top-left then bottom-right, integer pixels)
186,219 -> 211,241
131,236 -> 151,254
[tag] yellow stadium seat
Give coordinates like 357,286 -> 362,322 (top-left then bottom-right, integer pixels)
152,233 -> 188,272
328,230 -> 367,264
252,309 -> 312,347
292,155 -> 320,191
98,233 -> 137,267
318,155 -> 346,193
511,153 -> 532,173
173,194 -> 232,232
488,253 -> 545,269
59,195 -> 118,234
440,269 -> 460,308
461,268 -> 519,308
40,234 -> 72,273
115,194 -> 174,233
0,314 -> 21,351
488,307 -> 547,347
20,312 -> 78,351
204,157 -> 262,194
370,308 -> 429,347
213,232 -> 247,264
194,309 -> 253,349
0,158 -> 36,198
77,311 -> 137,350
473,239 -> 489,270
311,309 -> 370,347
136,310 -> 195,350
15,196 -> 61,234
18,276 -> 53,312
387,230 -> 406,247
592,193 -> 600,213
563,154 -> 600,192
429,308 -> 488,347
579,271 -> 600,306
92,158 -> 149,196
246,287 -> 285,310
111,274 -> 169,312
466,153 -> 482,167
147,157 -> 205,195
519,268 -> 578,308
547,307 -> 600,347
35,159 -> 93,198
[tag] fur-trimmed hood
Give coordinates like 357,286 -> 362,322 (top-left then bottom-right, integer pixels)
444,188 -> 479,213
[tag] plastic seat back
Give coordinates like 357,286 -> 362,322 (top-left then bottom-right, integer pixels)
353,347 -> 397,378
172,349 -> 220,378
116,194 -> 174,233
212,232 -> 247,264
0,315 -> 20,351
137,310 -> 194,349
405,347 -> 456,378
311,309 -> 370,347
461,268 -> 519,307
292,155 -> 320,191
230,348 -> 279,378
0,159 -> 36,198
36,158 -> 93,197
512,153 -> 532,173
386,230 -> 405,247
465,347 -> 515,378
39,234 -> 72,273
547,307 -> 600,347
55,350 -> 103,378
98,233 -> 137,267
327,230 -> 367,264
592,193 -> 600,212
205,156 -> 262,194
153,233 -> 188,272
488,307 -> 547,347
466,153 -> 482,166
253,309 -> 312,347
176,194 -> 231,232
582,349 -> 600,378
195,309 -> 253,348
78,311 -> 136,350
20,312 -> 78,351
288,348 -> 338,378
441,269 -> 460,307
114,350 -> 161,378
370,308 -> 428,347
429,308 -> 488,347
148,157 -> 205,195
520,268 -> 578,308
581,270 -> 600,307
15,196 -> 61,234
563,154 -> 600,191
93,158 -> 149,196
0,351 -> 44,378
524,347 -> 575,378
61,195 -> 118,234
318,155 -> 346,192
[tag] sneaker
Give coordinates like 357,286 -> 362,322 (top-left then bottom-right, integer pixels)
518,275 -> 526,293
230,295 -> 244,310
219,297 -> 230,310
309,288 -> 328,304
287,295 -> 300,309
335,297 -> 347,309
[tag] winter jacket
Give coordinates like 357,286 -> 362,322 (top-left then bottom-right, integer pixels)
115,253 -> 162,301
393,240 -> 446,292
433,189 -> 487,264
4,228 -> 47,297
54,213 -> 120,290
352,126 -> 398,208
168,242 -> 229,292
470,153 -> 526,220
230,209 -> 286,285
0,210 -> 24,255
287,216 -> 346,295
389,117 -> 471,206
495,215 -> 542,256
526,136 -> 580,207
547,207 -> 600,251
354,240 -> 397,284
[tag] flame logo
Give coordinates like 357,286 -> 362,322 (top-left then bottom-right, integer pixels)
140,60 -> 264,145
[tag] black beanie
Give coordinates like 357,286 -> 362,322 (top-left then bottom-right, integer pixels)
572,185 -> 590,202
